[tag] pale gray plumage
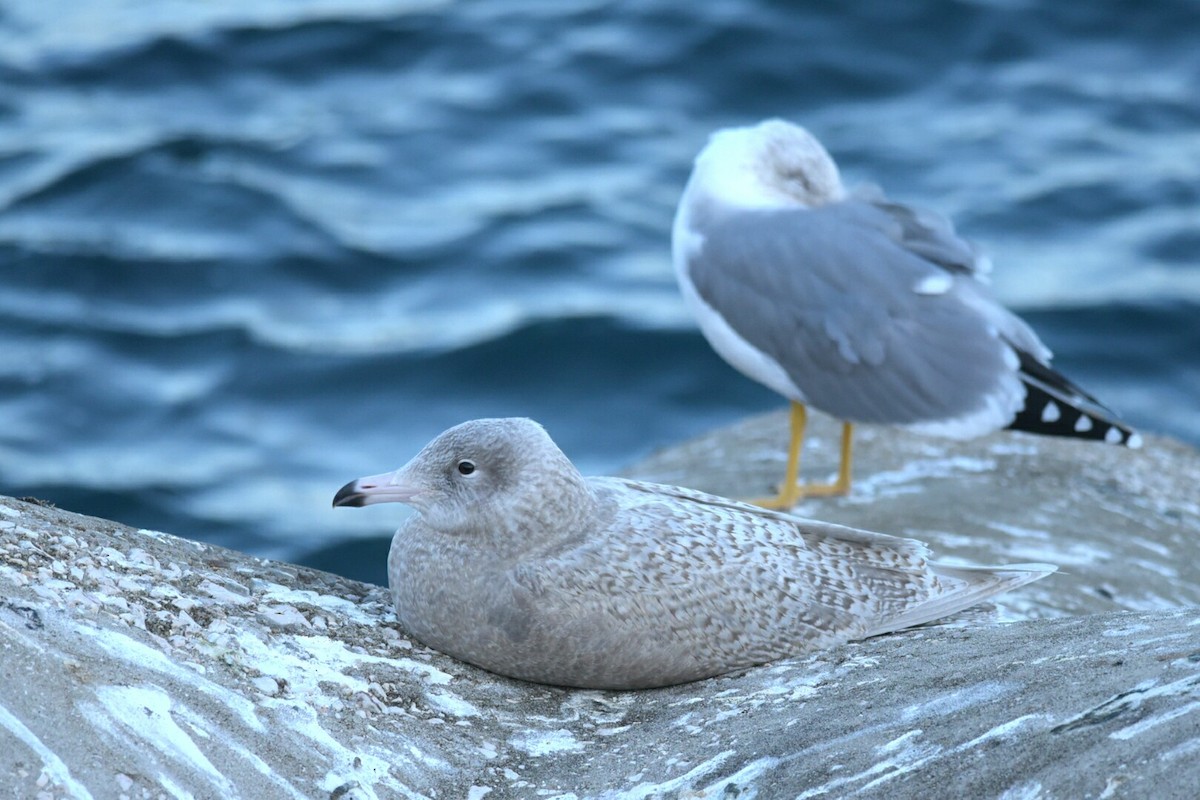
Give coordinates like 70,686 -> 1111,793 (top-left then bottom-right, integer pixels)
333,418 -> 1055,689
687,204 -> 1032,425
673,118 -> 1140,445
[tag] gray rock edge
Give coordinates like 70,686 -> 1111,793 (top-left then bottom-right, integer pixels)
1,410 -> 1197,800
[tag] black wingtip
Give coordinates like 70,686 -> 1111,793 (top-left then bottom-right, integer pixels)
332,480 -> 367,508
1009,380 -> 1142,448
1003,342 -> 1141,448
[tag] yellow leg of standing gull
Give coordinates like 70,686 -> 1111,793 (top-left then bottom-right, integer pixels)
751,403 -> 854,509
803,418 -> 854,497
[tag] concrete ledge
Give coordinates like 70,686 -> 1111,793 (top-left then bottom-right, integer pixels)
2,412 -> 1198,799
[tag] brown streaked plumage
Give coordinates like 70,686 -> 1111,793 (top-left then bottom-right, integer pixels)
334,417 -> 1055,689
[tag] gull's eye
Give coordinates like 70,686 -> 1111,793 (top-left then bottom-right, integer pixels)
457,459 -> 476,476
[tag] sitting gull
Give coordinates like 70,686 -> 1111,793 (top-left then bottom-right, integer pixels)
673,119 -> 1140,508
333,417 -> 1055,689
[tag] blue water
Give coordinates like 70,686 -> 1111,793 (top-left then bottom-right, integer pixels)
2,0 -> 1198,585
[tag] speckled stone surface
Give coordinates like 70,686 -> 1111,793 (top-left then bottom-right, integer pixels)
2,412 -> 1198,799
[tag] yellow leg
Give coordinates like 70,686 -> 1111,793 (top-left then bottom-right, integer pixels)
751,402 -> 808,509
750,403 -> 854,509
802,420 -> 854,497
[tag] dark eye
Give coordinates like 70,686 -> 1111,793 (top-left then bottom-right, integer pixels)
457,460 -> 476,476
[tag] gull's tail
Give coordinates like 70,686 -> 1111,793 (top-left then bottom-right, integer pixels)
864,562 -> 1057,638
1007,347 -> 1142,448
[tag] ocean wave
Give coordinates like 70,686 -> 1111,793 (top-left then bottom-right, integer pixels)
0,0 -> 450,71
1,0 -> 1197,572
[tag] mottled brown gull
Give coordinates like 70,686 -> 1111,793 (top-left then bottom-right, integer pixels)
333,418 -> 1055,689
673,119 -> 1140,508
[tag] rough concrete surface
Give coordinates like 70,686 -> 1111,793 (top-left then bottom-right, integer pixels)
2,411 -> 1198,799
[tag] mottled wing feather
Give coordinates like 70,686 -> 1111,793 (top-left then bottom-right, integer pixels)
509,478 -> 945,681
864,561 -> 1056,638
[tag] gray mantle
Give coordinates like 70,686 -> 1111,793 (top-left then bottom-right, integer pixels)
2,409 -> 1199,799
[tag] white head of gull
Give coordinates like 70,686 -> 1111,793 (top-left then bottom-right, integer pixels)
672,119 -> 1141,509
334,417 -> 1056,689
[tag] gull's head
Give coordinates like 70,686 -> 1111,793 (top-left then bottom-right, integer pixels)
332,418 -> 584,534
689,119 -> 845,210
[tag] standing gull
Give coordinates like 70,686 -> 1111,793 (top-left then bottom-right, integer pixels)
333,417 -> 1055,690
673,119 -> 1140,509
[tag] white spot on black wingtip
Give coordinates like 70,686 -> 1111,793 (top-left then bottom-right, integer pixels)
1074,415 -> 1093,433
1104,426 -> 1122,445
1127,432 -> 1144,449
1040,401 -> 1061,424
